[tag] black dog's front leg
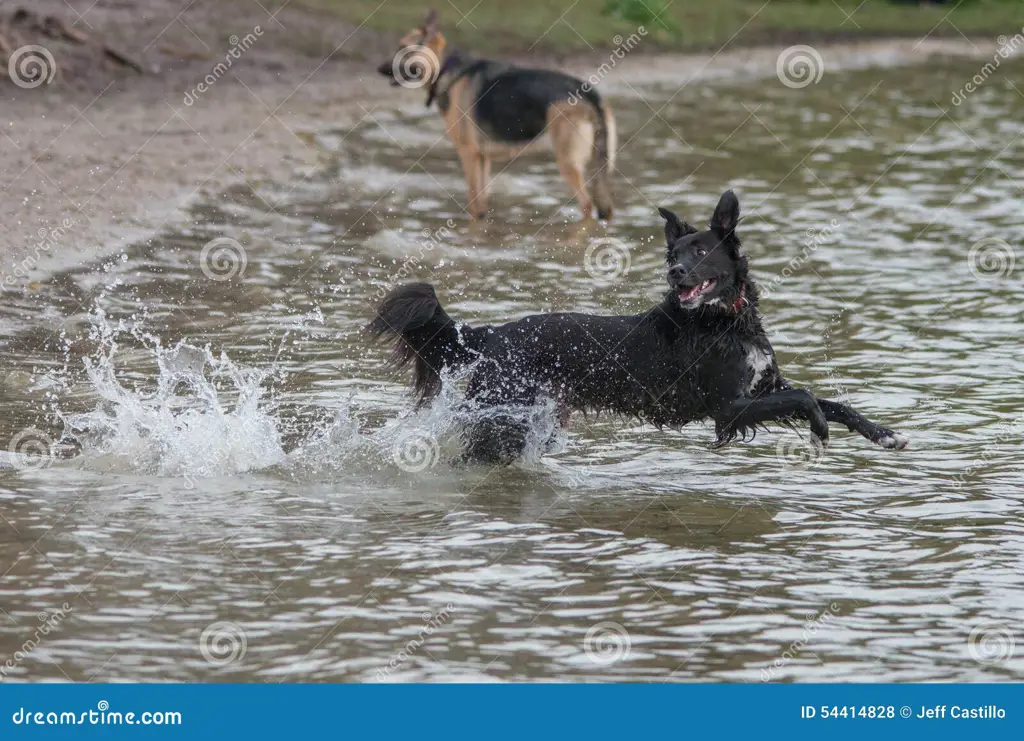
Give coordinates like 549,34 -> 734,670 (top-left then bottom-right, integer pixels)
714,389 -> 829,447
816,399 -> 908,450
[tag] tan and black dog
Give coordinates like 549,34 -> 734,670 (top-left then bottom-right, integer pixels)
378,9 -> 616,220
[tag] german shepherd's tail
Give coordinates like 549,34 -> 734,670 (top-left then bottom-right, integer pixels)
366,283 -> 476,406
581,90 -> 616,221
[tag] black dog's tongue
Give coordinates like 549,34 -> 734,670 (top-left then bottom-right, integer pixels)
678,285 -> 701,301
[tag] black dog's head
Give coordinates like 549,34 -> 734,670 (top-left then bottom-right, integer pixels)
659,190 -> 748,312
377,9 -> 446,88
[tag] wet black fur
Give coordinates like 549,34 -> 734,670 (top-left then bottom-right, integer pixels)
367,190 -> 907,464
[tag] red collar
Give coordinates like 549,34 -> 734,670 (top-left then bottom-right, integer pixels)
729,282 -> 748,313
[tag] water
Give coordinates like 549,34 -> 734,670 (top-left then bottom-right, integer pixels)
1,56 -> 1023,682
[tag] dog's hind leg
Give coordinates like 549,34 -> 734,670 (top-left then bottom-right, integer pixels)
462,413 -> 531,465
475,154 -> 491,216
816,399 -> 908,450
548,106 -> 594,219
456,145 -> 485,218
714,389 -> 829,447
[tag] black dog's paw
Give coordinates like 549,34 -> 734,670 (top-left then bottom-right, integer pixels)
873,429 -> 909,450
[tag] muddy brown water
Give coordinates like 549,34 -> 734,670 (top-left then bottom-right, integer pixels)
1,56 -> 1022,682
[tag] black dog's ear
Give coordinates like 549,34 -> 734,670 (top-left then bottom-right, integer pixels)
710,189 -> 740,238
658,207 -> 697,244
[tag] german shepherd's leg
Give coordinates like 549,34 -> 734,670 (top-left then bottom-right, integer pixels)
816,399 -> 908,449
548,107 -> 594,219
475,154 -> 491,216
455,144 -> 485,218
713,389 -> 829,447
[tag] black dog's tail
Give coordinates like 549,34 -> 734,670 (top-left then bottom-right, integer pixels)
581,90 -> 615,221
366,282 -> 473,406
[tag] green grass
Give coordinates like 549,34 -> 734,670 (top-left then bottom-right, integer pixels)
284,0 -> 1024,55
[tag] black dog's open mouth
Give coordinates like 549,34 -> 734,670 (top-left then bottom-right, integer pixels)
677,279 -> 716,303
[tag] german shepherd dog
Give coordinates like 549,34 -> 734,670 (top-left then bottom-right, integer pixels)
377,9 -> 616,221
368,190 -> 909,464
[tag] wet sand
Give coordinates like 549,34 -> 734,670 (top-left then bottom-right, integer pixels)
1,31 -> 993,289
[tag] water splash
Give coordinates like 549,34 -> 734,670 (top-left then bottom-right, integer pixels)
60,311 -> 287,478
56,313 -> 565,481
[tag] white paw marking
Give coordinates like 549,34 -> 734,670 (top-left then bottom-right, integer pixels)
876,432 -> 909,450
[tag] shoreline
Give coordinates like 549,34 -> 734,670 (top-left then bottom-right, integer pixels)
0,37 -> 996,293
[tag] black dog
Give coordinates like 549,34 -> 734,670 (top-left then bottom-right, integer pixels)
368,190 -> 908,464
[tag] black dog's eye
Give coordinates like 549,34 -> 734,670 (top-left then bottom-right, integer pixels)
696,249 -> 707,257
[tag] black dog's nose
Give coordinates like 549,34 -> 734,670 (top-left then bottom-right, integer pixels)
668,264 -> 687,281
